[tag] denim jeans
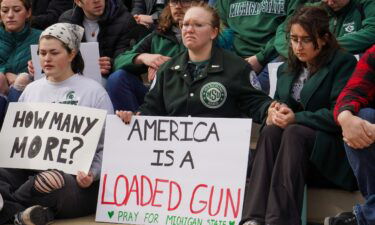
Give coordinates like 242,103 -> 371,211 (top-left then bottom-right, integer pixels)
7,87 -> 22,103
255,57 -> 284,95
344,108 -> 375,225
106,69 -> 148,111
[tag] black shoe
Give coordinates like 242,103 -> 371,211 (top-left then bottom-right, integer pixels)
0,193 -> 3,212
14,205 -> 54,225
324,211 -> 358,225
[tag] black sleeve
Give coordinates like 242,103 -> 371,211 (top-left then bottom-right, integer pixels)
113,14 -> 140,58
31,0 -> 74,30
131,0 -> 146,15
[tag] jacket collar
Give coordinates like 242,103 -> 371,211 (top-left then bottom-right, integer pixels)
279,50 -> 337,108
168,47 -> 224,83
0,23 -> 31,43
300,50 -> 337,106
169,47 -> 224,72
156,27 -> 181,44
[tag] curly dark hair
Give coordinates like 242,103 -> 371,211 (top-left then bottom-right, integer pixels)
157,0 -> 203,33
286,6 -> 340,75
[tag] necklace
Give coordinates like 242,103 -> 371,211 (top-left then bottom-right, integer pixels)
83,18 -> 99,39
88,24 -> 99,37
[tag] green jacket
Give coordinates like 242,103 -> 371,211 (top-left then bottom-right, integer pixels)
216,0 -> 304,66
139,47 -> 272,121
114,29 -> 186,75
0,25 -> 41,74
275,0 -> 375,57
275,50 -> 357,190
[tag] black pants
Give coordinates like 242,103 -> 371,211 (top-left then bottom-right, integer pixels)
241,124 -> 316,225
0,168 -> 99,224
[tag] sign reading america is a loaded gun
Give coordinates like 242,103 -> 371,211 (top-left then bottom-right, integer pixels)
96,115 -> 252,225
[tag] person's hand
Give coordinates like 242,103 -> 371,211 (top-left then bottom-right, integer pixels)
148,67 -> 157,82
28,60 -> 35,76
338,110 -> 374,149
272,105 -> 295,128
266,101 -> 288,125
245,55 -> 263,74
116,110 -> 141,124
99,56 -> 112,75
266,101 -> 278,125
134,14 -> 153,27
135,53 -> 171,69
76,171 -> 94,188
5,72 -> 17,85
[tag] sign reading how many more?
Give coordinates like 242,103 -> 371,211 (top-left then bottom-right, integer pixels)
0,103 -> 107,175
96,115 -> 252,225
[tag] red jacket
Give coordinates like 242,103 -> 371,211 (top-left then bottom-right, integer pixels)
334,45 -> 375,122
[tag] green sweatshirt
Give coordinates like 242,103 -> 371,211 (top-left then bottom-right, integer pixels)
114,29 -> 186,75
0,25 -> 41,74
275,0 -> 375,57
215,0 -> 303,66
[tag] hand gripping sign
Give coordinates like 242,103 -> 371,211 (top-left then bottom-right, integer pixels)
0,103 -> 107,175
96,115 -> 252,225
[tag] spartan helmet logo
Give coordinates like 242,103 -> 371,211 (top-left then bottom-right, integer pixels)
343,22 -> 355,33
66,91 -> 75,100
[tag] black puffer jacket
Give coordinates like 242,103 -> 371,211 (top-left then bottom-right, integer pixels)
59,0 -> 138,61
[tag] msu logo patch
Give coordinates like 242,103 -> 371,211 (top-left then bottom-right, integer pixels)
200,82 -> 227,109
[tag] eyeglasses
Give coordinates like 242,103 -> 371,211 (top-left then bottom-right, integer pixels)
169,0 -> 192,7
180,22 -> 213,30
290,35 -> 313,46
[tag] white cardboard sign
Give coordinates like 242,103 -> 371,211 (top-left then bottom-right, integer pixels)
31,42 -> 102,84
96,115 -> 252,225
0,102 -> 107,175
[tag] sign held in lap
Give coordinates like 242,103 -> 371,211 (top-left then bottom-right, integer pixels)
0,103 -> 107,175
96,115 -> 252,225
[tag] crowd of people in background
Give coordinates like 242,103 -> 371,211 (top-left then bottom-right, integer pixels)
0,0 -> 374,225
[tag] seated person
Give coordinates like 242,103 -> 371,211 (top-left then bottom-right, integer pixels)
116,2 -> 271,121
276,0 -> 375,57
241,6 -> 358,225
215,0 -> 305,93
325,45 -> 375,225
107,0 -> 196,111
0,23 -> 113,225
59,0 -> 140,77
0,0 -> 41,102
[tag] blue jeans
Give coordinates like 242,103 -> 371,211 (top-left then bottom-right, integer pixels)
256,57 -> 284,95
106,69 -> 148,111
344,108 -> 375,225
7,87 -> 22,103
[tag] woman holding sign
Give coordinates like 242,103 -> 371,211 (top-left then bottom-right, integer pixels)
0,23 -> 113,225
116,2 -> 271,121
241,6 -> 358,225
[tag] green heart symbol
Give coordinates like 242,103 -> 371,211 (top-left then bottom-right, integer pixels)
108,211 -> 114,219
229,221 -> 235,225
